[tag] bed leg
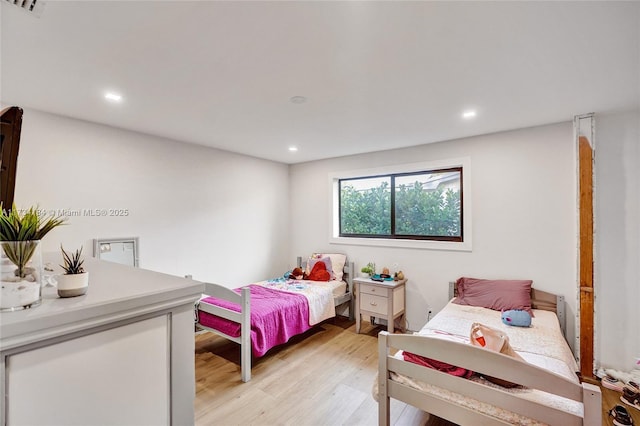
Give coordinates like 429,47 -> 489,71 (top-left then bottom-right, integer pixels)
582,382 -> 601,426
349,296 -> 355,321
240,287 -> 251,382
378,331 -> 390,426
241,342 -> 251,383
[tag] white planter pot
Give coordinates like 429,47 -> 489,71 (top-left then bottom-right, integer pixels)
56,272 -> 89,298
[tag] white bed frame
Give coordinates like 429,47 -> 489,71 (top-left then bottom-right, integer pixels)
197,258 -> 355,382
377,284 -> 602,426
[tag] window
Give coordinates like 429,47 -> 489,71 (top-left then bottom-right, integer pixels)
339,168 -> 462,242
329,158 -> 471,251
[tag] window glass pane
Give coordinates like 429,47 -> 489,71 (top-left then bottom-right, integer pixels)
340,176 -> 391,235
394,170 -> 461,237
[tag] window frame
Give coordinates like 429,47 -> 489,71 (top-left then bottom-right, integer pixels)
329,157 -> 472,251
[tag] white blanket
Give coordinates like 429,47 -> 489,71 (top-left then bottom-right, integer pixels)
257,279 -> 336,325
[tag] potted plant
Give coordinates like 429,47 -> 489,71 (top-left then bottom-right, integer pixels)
360,262 -> 375,277
57,245 -> 88,298
0,205 -> 65,311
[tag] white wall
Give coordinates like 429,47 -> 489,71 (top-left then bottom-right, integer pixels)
12,109 -> 290,286
595,109 -> 640,371
289,123 -> 579,349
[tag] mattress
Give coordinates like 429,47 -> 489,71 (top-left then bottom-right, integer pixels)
389,301 -> 582,426
309,279 -> 347,299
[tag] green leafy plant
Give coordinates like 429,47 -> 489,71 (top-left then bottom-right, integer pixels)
0,205 -> 65,277
361,262 -> 375,276
60,245 -> 85,275
340,178 -> 461,237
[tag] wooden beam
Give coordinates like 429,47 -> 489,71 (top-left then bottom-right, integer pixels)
578,135 -> 594,379
0,106 -> 23,209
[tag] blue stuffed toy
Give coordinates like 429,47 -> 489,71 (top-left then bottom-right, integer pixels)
501,309 -> 531,327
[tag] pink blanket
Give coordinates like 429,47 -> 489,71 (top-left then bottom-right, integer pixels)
198,284 -> 311,357
403,351 -> 474,378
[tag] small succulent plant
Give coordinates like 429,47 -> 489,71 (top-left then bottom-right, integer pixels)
60,245 -> 85,275
361,262 -> 375,276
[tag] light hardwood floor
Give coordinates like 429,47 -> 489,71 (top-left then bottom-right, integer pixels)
195,317 -> 439,426
196,317 -> 630,425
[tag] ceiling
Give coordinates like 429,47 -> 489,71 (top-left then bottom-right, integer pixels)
1,1 -> 638,164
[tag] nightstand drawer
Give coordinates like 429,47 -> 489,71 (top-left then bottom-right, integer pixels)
359,293 -> 388,315
359,283 -> 387,297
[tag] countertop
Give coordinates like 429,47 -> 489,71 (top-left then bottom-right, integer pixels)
0,255 -> 203,351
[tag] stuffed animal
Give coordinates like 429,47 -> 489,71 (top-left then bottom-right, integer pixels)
288,267 -> 306,280
306,261 -> 331,281
501,309 -> 531,327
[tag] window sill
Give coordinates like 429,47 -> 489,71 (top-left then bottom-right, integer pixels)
329,236 -> 472,252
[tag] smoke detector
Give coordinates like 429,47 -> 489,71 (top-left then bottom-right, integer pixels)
4,0 -> 45,17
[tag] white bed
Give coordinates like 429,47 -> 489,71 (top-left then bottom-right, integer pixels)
377,282 -> 601,426
196,255 -> 354,382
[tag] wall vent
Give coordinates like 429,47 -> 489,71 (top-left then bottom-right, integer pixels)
3,0 -> 45,17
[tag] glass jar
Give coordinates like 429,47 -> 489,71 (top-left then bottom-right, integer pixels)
0,240 -> 43,311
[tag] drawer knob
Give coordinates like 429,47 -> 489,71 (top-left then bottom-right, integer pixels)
370,302 -> 377,306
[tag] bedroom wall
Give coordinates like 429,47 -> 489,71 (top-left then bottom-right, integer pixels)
10,108 -> 290,286
289,122 -> 579,350
595,109 -> 640,372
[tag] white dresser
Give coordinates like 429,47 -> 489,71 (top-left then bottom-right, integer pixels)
0,256 -> 203,426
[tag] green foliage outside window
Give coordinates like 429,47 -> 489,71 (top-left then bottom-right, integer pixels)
340,181 -> 391,235
395,182 -> 460,237
339,169 -> 462,240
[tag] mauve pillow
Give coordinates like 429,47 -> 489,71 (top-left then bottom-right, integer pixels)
453,277 -> 534,316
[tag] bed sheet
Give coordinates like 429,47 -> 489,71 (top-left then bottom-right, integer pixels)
387,301 -> 582,426
259,278 -> 347,303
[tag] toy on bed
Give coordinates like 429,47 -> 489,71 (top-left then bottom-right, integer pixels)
501,309 -> 532,327
287,261 -> 332,282
305,261 -> 331,281
288,267 -> 306,280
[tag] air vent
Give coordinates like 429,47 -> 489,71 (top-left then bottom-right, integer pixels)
4,0 -> 45,17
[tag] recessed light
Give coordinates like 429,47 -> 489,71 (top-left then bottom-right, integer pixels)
462,110 -> 477,119
290,96 -> 307,104
288,146 -> 298,152
104,92 -> 123,102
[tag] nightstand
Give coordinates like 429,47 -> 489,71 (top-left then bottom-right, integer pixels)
354,277 -> 406,334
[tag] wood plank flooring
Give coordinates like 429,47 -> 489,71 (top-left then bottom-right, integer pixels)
195,317 -> 635,425
195,317 -> 434,426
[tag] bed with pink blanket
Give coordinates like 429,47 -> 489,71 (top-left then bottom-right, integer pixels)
196,255 -> 354,382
